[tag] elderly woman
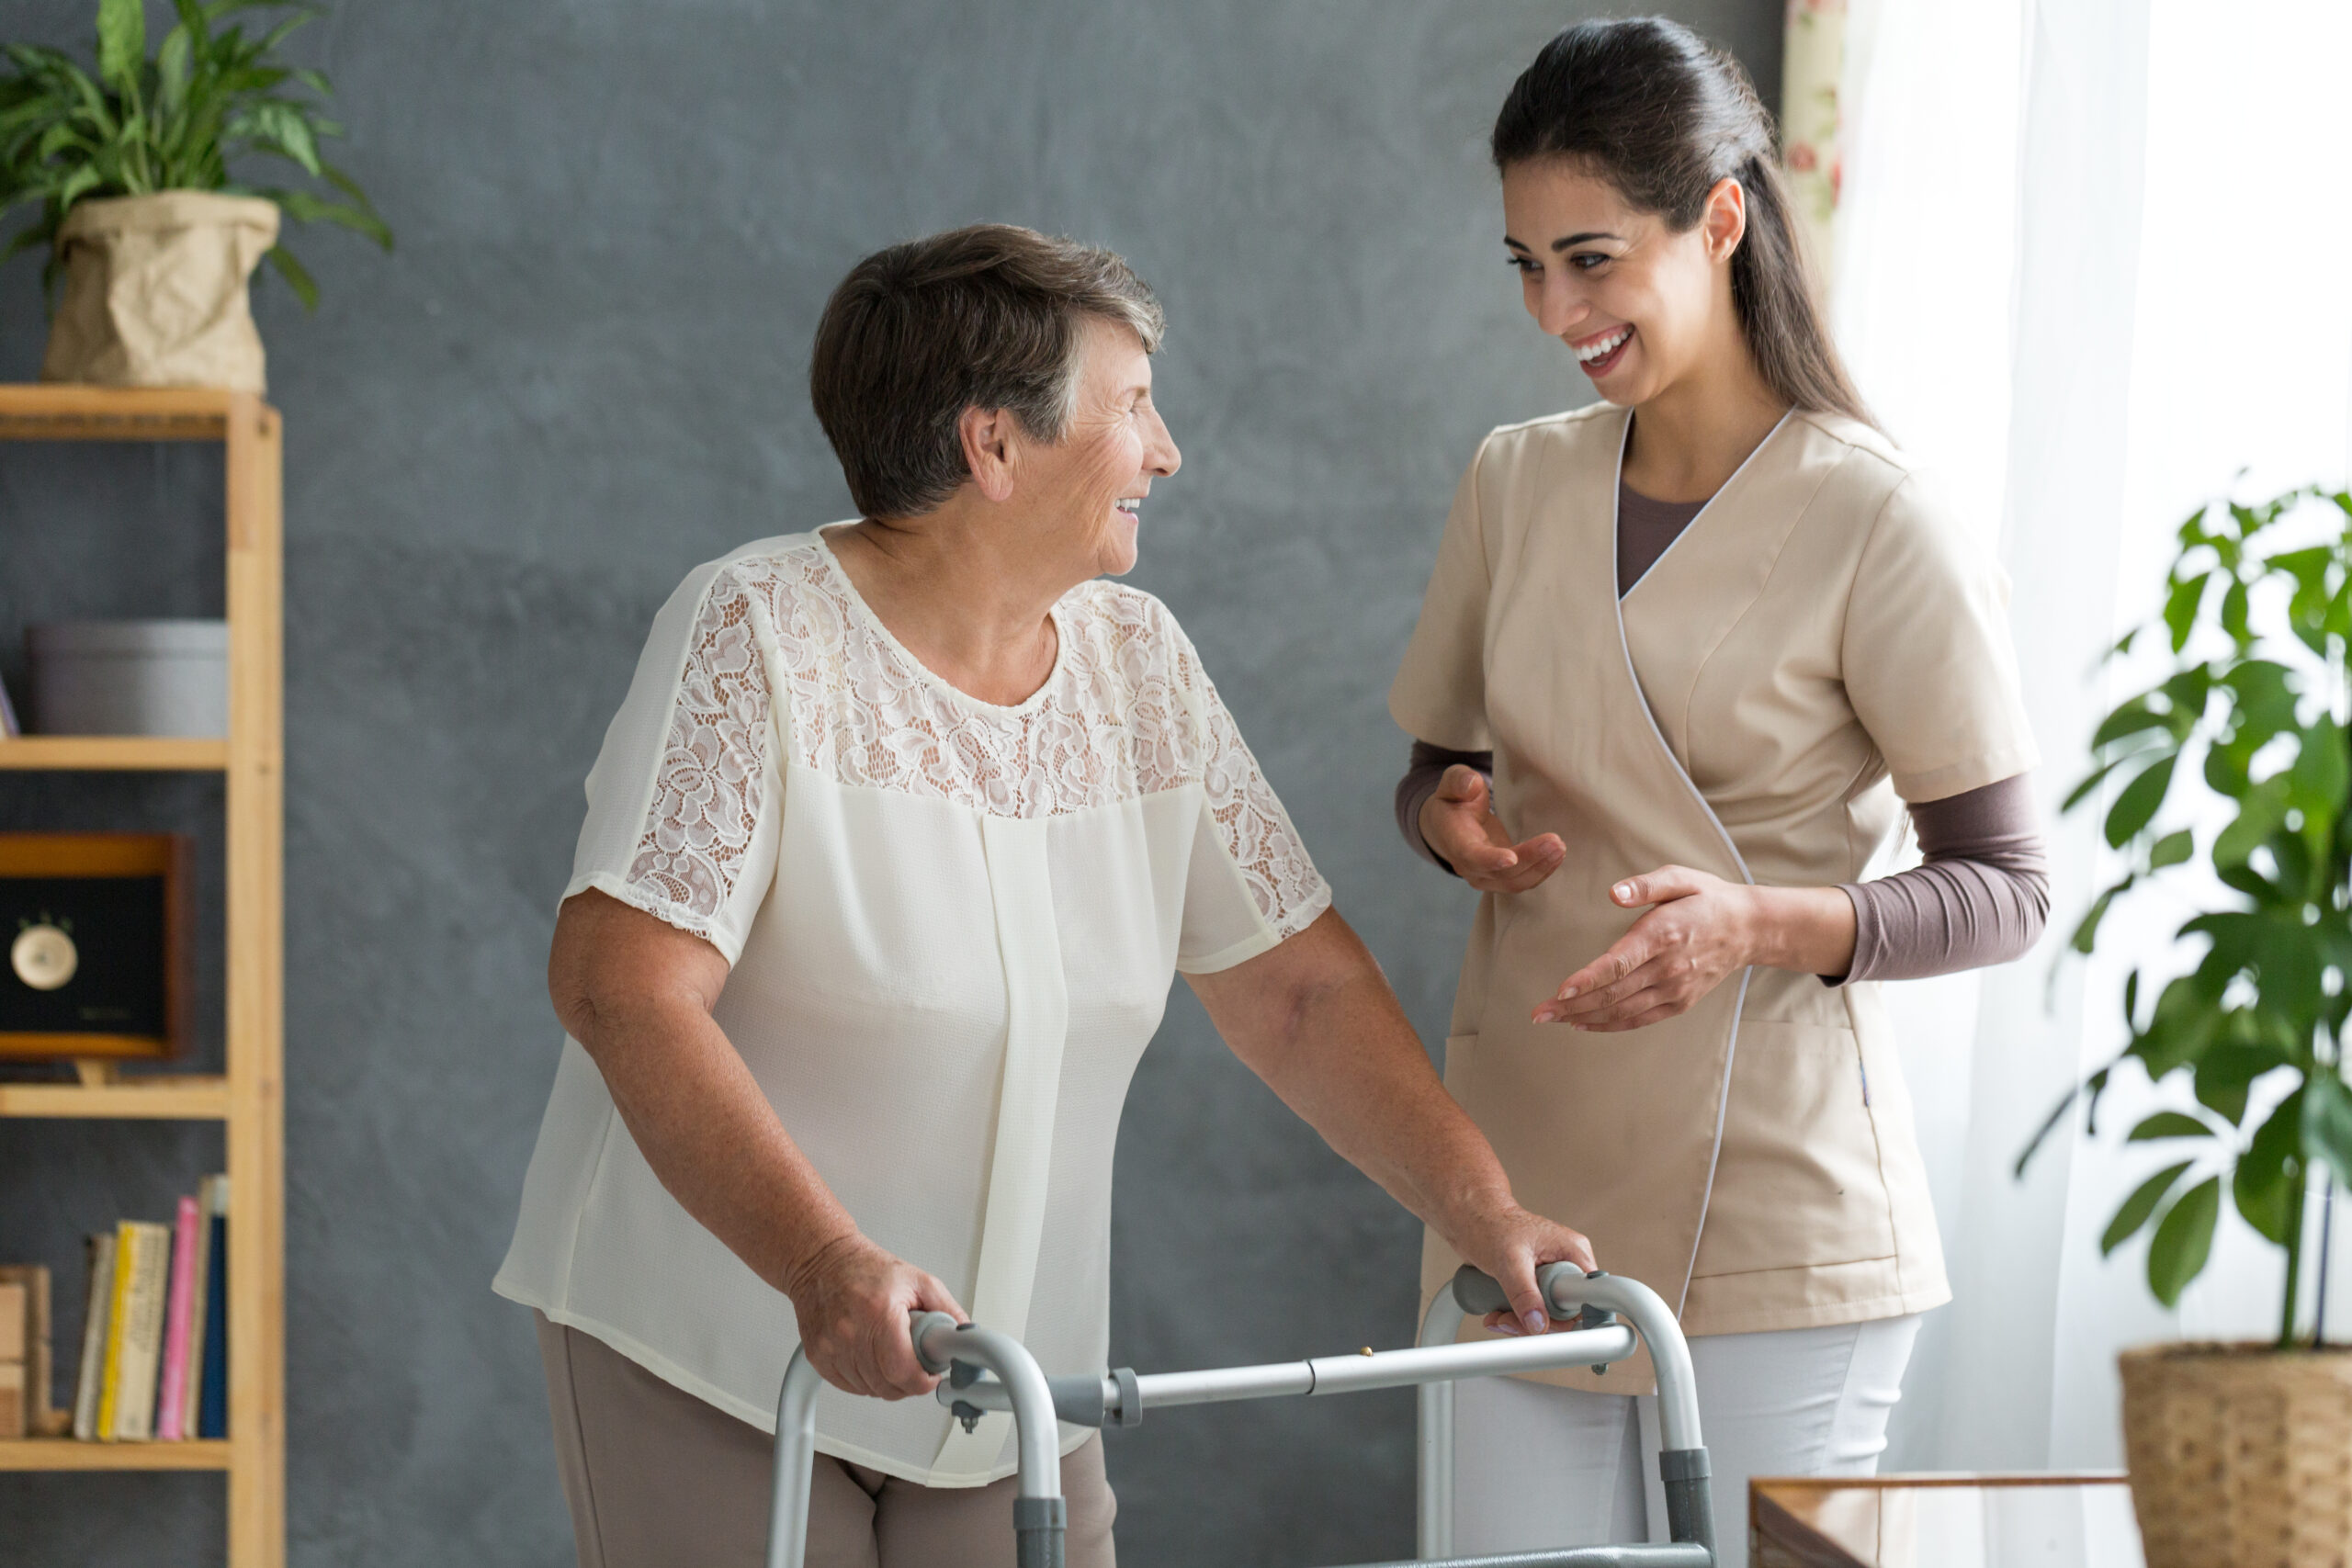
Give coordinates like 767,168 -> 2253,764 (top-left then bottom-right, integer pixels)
494,224 -> 1592,1568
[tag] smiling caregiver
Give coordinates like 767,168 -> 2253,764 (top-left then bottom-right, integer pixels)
1388,20 -> 2051,1566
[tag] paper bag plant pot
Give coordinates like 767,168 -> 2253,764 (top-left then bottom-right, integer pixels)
40,192 -> 280,392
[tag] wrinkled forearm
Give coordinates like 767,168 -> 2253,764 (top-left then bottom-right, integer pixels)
552,894 -> 859,1297
1195,912 -> 1519,1246
572,989 -> 857,1294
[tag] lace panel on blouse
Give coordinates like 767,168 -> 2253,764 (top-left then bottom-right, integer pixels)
628,543 -> 1324,934
623,570 -> 772,926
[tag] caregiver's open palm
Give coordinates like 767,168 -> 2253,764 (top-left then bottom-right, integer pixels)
1535,865 -> 1757,1031
1419,764 -> 1566,893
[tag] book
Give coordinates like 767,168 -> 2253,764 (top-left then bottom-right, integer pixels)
0,671 -> 17,738
154,1197 -> 201,1440
0,1265 -> 56,1435
71,1233 -> 115,1441
100,1221 -> 170,1441
195,1179 -> 228,1440
0,1280 -> 23,1438
175,1178 -> 220,1438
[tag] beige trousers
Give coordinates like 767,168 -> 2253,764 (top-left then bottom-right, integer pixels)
535,1313 -> 1118,1568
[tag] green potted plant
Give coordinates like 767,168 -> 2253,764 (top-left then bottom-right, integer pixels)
2026,479 -> 2352,1568
0,0 -> 390,390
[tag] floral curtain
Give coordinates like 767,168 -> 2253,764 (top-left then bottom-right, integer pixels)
1780,0 -> 1848,294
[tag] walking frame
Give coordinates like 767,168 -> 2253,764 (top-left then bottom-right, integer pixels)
766,1261 -> 1717,1568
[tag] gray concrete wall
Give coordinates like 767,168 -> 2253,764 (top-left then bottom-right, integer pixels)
0,3 -> 1777,1562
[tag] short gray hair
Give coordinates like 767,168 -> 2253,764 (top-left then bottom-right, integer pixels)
809,224 -> 1167,520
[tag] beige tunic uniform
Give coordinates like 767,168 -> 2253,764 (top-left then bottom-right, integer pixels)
1390,404 -> 2037,1392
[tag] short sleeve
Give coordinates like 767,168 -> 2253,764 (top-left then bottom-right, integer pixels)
1842,477 -> 2041,802
564,559 -> 786,965
1167,630 -> 1333,975
1388,437 -> 1497,750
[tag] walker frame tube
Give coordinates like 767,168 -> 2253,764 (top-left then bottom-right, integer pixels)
1421,1265 -> 1713,1561
764,1267 -> 1713,1568
766,1311 -> 1067,1568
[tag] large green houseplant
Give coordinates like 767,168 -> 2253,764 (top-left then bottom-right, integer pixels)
0,0 -> 389,388
2029,479 -> 2352,1568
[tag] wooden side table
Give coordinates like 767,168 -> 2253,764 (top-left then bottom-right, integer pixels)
1753,1473 -> 2141,1568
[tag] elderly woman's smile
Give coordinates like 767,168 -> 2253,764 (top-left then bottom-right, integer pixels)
1023,317 -> 1181,581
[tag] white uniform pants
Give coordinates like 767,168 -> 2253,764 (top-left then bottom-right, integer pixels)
1451,1314 -> 1921,1568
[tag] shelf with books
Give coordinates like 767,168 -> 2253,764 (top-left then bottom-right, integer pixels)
0,1438 -> 233,1471
0,1077 -> 232,1120
0,384 -> 283,1567
0,737 -> 232,771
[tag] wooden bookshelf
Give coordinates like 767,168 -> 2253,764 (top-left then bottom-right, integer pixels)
0,1438 -> 233,1472
0,385 -> 239,442
0,388 -> 284,1566
0,737 -> 230,771
0,1077 -> 232,1120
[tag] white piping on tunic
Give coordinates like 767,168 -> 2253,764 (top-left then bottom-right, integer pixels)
1618,406 -> 1796,601
1605,407 -> 1789,1314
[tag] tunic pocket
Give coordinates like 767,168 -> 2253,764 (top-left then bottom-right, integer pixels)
1693,1019 -> 1899,1277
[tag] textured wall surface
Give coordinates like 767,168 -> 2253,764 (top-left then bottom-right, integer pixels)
0,3 -> 1776,1562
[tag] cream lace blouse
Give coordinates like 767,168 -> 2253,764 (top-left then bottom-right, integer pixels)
495,530 -> 1331,1487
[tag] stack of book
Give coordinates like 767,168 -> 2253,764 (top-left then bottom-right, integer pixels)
0,1263 -> 62,1437
69,1175 -> 229,1443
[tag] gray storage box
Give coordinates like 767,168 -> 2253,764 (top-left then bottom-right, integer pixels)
28,620 -> 229,738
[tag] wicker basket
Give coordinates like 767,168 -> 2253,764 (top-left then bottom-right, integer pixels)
2120,1342 -> 2352,1567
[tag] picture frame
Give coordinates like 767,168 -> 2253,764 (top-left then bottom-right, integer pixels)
0,833 -> 193,1061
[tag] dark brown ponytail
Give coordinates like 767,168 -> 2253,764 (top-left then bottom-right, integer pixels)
1490,17 -> 1874,428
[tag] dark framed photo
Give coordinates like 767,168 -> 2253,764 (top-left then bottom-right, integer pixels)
0,834 -> 193,1061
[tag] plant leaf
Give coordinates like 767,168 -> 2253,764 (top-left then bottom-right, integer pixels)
2071,874 -> 2134,954
2234,1089 -> 2304,1245
2302,1071 -> 2352,1190
96,0 -> 148,88
2104,1159 -> 2194,1256
2149,829 -> 2194,870
2147,1176 -> 2222,1306
2128,1111 -> 2215,1142
2107,754 -> 2177,848
2213,776 -> 2290,867
2164,571 -> 2210,652
2193,1042 -> 2279,1124
2093,703 -> 2176,750
2132,974 -> 2222,1078
261,243 -> 317,310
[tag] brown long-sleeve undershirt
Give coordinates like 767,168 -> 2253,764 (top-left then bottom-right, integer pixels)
1391,480 -> 2051,984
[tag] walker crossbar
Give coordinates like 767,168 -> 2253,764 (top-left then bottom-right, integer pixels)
763,1267 -> 1714,1568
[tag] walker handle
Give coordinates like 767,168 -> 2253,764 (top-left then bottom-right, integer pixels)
1449,1261 -> 1591,1320
908,1310 -> 961,1378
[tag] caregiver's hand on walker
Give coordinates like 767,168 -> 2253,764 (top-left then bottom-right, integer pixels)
1533,866 -> 1860,1031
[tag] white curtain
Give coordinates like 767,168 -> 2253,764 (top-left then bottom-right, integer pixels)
1830,0 -> 2352,1472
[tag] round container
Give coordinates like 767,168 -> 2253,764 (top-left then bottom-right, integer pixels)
28,620 -> 229,738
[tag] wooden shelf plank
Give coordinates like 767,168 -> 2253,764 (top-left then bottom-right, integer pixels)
0,737 -> 230,771
0,385 -> 238,442
0,1438 -> 232,1471
0,1076 -> 231,1119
